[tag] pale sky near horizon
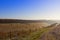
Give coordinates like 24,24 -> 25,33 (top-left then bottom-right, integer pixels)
0,0 -> 60,20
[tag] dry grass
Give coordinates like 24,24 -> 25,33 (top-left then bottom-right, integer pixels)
0,22 -> 49,40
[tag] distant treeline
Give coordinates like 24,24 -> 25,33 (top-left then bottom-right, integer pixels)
0,19 -> 50,23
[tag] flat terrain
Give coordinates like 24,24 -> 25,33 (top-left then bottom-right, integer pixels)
0,19 -> 58,40
39,24 -> 60,40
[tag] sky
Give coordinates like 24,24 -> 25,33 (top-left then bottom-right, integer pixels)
0,0 -> 60,20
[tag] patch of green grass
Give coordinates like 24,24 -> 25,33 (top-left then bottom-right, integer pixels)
22,27 -> 50,40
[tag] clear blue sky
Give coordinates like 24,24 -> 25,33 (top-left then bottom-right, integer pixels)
0,0 -> 60,20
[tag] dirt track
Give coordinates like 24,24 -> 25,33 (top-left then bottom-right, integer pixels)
39,23 -> 60,40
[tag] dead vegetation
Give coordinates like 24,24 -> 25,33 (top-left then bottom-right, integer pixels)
0,22 -> 49,40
